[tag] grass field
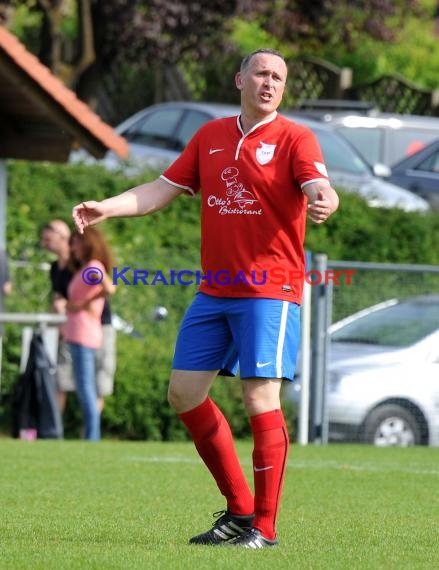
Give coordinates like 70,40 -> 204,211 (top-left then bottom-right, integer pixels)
1,439 -> 438,570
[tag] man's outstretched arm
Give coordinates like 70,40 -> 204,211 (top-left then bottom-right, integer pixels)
72,177 -> 183,233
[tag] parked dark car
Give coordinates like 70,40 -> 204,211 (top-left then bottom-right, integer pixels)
387,138 -> 439,210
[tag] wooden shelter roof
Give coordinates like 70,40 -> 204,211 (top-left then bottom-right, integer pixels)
0,26 -> 128,162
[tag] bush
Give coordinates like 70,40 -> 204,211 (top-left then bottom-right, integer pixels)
2,161 -> 439,439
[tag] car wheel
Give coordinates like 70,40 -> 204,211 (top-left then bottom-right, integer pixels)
363,404 -> 421,447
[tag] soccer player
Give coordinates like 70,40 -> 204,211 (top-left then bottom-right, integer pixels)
72,48 -> 339,547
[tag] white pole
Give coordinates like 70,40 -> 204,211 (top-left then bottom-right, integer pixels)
0,160 -> 6,390
0,160 -> 6,249
298,279 -> 311,445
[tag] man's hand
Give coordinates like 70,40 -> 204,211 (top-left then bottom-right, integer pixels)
72,201 -> 107,234
306,187 -> 339,224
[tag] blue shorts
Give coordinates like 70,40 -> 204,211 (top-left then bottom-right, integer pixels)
172,292 -> 301,381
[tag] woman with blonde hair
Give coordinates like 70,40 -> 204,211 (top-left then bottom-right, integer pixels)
64,227 -> 115,440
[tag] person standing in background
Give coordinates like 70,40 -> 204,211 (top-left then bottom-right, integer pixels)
41,221 -> 118,422
0,246 -> 12,381
40,220 -> 75,413
0,245 -> 12,319
64,227 -> 115,440
95,297 -> 116,414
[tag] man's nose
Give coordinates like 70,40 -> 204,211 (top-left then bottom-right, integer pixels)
264,75 -> 273,87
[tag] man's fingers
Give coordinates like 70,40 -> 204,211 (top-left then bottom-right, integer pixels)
72,206 -> 88,234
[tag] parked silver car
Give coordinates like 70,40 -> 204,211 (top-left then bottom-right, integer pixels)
316,111 -> 439,168
72,101 -> 429,212
287,294 -> 439,447
285,113 -> 430,213
101,101 -> 241,172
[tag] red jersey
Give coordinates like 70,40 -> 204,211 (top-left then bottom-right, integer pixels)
161,113 -> 329,303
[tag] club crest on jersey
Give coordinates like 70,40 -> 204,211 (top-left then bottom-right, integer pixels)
256,141 -> 276,165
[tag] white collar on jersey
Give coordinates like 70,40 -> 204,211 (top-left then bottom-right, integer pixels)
237,111 -> 278,136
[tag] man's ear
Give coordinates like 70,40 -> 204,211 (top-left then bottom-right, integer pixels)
235,72 -> 243,90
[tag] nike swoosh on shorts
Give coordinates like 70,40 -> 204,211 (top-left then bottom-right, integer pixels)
256,361 -> 272,368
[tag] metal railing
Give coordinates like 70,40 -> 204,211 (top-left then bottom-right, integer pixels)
0,312 -> 66,326
0,312 -> 65,391
297,256 -> 439,447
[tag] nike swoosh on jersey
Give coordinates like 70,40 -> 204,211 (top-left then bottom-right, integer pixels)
256,361 -> 272,368
254,466 -> 274,472
209,148 -> 224,154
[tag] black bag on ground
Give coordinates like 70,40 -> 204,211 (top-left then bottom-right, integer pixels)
11,331 -> 63,439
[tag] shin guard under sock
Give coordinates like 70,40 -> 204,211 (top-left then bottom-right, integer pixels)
251,409 -> 289,540
179,397 -> 254,516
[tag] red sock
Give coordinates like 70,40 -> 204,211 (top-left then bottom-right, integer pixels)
251,409 -> 289,540
179,397 -> 254,516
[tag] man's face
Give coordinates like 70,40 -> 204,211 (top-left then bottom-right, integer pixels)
236,53 -> 287,117
40,227 -> 66,254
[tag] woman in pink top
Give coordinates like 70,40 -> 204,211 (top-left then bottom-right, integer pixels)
64,228 -> 115,440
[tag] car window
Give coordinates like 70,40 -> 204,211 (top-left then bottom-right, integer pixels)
387,130 -> 439,165
313,129 -> 370,175
335,124 -> 439,166
336,126 -> 383,166
413,149 -> 439,173
175,110 -> 213,150
122,109 -> 184,149
331,298 -> 439,347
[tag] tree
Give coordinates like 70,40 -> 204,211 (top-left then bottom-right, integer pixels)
244,0 -> 421,48
0,0 -> 423,122
0,0 -> 240,120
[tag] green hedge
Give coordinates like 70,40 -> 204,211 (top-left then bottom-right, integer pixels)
2,161 -> 439,440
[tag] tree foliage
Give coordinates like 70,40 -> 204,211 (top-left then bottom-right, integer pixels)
0,0 -> 425,121
0,1 -> 422,66
2,161 -> 439,439
0,0 -> 240,115
256,0 -> 421,48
